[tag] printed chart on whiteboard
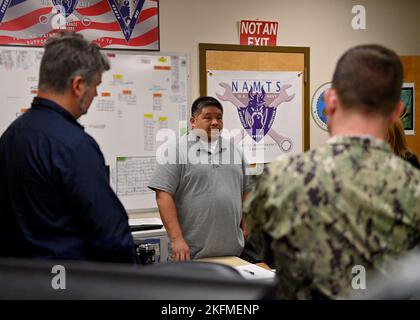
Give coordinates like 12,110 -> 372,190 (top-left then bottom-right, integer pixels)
80,52 -> 188,211
0,46 -> 189,211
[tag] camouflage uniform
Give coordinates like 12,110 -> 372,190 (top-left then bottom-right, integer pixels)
244,136 -> 420,299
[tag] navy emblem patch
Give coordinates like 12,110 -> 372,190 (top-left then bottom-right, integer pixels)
108,0 -> 146,42
0,0 -> 12,25
311,82 -> 331,131
51,0 -> 80,18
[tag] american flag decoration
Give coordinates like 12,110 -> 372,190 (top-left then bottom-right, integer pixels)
0,0 -> 159,50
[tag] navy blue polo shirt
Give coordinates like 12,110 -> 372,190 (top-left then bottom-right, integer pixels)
0,97 -> 137,263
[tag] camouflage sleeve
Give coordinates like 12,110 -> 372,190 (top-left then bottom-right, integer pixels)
244,158 -> 305,239
243,166 -> 270,233
243,159 -> 298,257
243,158 -> 323,299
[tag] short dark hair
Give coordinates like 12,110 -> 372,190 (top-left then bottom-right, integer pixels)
191,96 -> 223,117
39,31 -> 110,94
332,44 -> 403,116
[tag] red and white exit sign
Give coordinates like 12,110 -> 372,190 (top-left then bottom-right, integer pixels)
240,20 -> 278,46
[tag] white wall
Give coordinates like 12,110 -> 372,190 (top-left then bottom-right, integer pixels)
136,0 -> 420,216
159,0 -> 420,149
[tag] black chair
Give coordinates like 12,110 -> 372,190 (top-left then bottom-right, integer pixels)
0,258 -> 275,300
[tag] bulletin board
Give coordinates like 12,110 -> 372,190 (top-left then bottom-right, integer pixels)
199,43 -> 310,164
0,46 -> 189,212
401,56 -> 420,158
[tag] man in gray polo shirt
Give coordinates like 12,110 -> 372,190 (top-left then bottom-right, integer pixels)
148,96 -> 252,260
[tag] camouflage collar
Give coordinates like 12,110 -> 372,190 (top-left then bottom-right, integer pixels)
327,135 -> 392,152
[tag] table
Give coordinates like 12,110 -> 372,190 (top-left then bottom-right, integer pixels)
196,256 -> 276,281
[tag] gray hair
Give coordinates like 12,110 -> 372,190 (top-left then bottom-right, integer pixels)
39,31 -> 110,94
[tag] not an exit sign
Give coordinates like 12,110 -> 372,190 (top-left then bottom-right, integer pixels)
240,20 -> 278,46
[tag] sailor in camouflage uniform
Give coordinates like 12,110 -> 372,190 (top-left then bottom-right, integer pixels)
244,45 -> 420,299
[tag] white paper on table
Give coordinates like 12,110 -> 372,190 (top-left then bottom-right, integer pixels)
129,217 -> 163,226
234,264 -> 276,282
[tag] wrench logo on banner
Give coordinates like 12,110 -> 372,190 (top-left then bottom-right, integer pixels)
217,82 -> 295,152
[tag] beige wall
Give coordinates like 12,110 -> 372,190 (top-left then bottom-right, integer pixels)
159,0 -> 420,149
137,0 -> 420,216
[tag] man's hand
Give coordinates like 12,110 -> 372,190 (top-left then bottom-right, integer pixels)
171,237 -> 191,261
155,190 -> 190,261
240,217 -> 250,240
241,192 -> 250,240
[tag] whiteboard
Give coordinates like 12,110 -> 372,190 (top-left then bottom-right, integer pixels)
0,46 -> 189,212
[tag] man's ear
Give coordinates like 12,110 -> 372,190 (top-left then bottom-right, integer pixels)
190,116 -> 195,129
324,88 -> 337,117
389,100 -> 404,124
71,76 -> 85,98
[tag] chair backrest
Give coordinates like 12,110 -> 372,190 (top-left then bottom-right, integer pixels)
0,258 -> 276,300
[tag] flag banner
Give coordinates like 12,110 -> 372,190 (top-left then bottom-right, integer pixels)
0,0 -> 159,50
208,70 -> 303,163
